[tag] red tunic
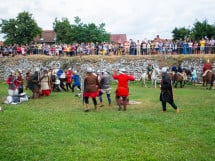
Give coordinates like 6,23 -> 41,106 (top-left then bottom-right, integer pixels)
112,72 -> 135,97
203,62 -> 212,73
16,47 -> 21,54
66,70 -> 73,83
40,89 -> 51,96
83,73 -> 99,98
6,75 -> 19,90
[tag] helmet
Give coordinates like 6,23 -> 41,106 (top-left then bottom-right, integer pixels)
103,71 -> 109,76
161,67 -> 167,73
119,68 -> 126,74
100,70 -> 106,74
87,67 -> 93,73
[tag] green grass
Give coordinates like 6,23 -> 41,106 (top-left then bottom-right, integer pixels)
0,81 -> 215,161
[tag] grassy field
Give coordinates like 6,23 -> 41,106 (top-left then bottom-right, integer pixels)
0,81 -> 214,161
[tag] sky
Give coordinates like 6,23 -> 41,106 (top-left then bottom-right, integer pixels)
0,0 -> 215,41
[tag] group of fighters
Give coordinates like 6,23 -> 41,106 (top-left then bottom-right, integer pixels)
81,67 -> 135,112
5,59 -> 213,112
5,67 -> 81,98
5,66 -> 136,111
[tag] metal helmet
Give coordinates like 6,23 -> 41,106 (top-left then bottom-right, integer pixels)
119,68 -> 126,74
86,67 -> 93,73
161,67 -> 167,73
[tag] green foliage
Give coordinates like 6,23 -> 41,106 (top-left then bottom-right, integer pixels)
192,19 -> 215,41
0,11 -> 42,45
0,81 -> 214,161
172,19 -> 215,41
74,16 -> 82,25
53,18 -> 73,44
53,16 -> 110,44
172,27 -> 191,41
71,17 -> 110,43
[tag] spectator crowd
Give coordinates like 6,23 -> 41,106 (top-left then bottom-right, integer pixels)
1,36 -> 215,57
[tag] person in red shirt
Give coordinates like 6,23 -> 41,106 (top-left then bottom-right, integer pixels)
16,46 -> 21,54
203,59 -> 213,74
65,68 -> 73,92
112,68 -> 135,111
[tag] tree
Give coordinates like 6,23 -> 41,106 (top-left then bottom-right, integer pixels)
192,19 -> 215,41
98,23 -> 110,42
53,16 -> 110,44
172,19 -> 215,41
74,16 -> 82,25
54,16 -> 110,44
0,11 -> 42,45
172,27 -> 191,41
53,18 -> 73,44
71,17 -> 110,43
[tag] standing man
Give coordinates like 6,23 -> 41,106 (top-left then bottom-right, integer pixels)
39,69 -> 52,96
190,67 -> 197,85
83,67 -> 100,112
27,68 -> 41,99
136,40 -> 141,56
57,68 -> 67,91
112,68 -> 135,111
71,70 -> 81,92
160,67 -> 179,113
129,39 -> 136,55
65,68 -> 73,92
99,71 -> 112,107
199,38 -> 205,54
124,41 -> 130,55
17,69 -> 24,94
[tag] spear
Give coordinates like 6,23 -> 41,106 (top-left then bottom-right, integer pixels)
78,61 -> 85,106
80,75 -> 85,105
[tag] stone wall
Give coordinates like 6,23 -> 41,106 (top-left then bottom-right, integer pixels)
0,56 -> 214,82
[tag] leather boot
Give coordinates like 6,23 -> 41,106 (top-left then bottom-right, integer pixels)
123,105 -> 127,111
94,105 -> 98,111
84,104 -> 90,112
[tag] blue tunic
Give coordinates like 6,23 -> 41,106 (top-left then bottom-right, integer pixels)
72,74 -> 81,86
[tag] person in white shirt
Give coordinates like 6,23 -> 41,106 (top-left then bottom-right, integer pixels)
136,40 -> 141,56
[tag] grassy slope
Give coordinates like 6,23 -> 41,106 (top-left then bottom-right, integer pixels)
0,80 -> 215,161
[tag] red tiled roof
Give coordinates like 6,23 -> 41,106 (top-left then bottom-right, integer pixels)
34,31 -> 127,44
110,34 -> 127,43
34,30 -> 56,43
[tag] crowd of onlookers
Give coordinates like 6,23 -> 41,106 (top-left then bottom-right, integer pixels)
1,37 -> 215,57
